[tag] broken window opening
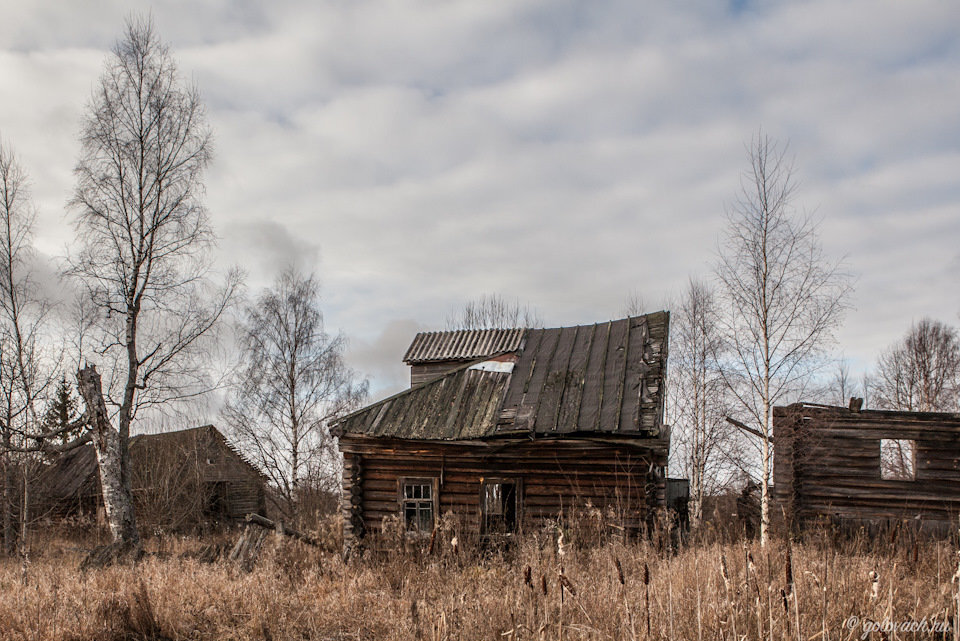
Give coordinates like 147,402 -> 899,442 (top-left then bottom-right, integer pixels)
481,479 -> 519,534
880,439 -> 916,481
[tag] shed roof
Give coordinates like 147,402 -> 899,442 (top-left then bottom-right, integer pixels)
403,327 -> 527,364
41,425 -> 265,500
335,312 -> 669,440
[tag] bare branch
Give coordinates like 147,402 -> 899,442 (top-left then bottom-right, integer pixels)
446,293 -> 542,330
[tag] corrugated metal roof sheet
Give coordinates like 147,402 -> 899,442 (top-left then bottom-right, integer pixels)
335,312 -> 669,440
403,327 -> 527,364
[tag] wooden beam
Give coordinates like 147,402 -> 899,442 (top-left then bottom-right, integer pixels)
725,417 -> 771,443
244,513 -> 321,547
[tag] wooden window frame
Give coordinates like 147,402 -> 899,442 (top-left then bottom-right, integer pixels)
398,477 -> 439,535
479,477 -> 522,535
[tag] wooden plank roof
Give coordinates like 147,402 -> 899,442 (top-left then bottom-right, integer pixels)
403,327 -> 527,364
334,312 -> 669,440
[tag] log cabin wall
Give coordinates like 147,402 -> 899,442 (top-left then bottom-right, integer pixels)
193,428 -> 267,518
340,436 -> 667,547
774,404 -> 960,533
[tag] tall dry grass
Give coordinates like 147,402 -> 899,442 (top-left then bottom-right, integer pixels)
0,522 -> 956,640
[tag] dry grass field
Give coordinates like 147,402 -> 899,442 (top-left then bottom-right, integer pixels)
0,521 -> 956,640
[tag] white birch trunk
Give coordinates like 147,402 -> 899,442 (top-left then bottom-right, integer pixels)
760,397 -> 771,547
77,365 -> 140,550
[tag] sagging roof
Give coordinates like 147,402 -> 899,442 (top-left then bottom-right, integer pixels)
335,312 -> 669,440
403,327 -> 527,364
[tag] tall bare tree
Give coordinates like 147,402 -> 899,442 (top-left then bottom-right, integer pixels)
860,371 -> 873,409
0,139 -> 57,555
874,319 -> 960,412
224,268 -> 367,522
66,18 -> 238,554
830,358 -> 853,406
715,133 -> 850,545
667,279 -> 734,528
621,291 -> 648,317
446,293 -> 542,330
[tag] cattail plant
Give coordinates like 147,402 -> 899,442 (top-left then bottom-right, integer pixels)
720,555 -> 739,641
953,521 -> 960,641
785,545 -> 794,596
747,551 -> 763,640
613,556 -> 636,641
643,562 -> 651,636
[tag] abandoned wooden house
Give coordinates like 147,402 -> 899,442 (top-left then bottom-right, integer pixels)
332,312 -> 672,546
774,402 -> 960,534
41,425 -> 267,529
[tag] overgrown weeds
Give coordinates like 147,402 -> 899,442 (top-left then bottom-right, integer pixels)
0,525 -> 955,640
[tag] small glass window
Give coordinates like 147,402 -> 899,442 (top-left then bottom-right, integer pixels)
401,480 -> 434,532
880,439 -> 916,480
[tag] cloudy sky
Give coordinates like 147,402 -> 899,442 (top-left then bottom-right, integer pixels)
1,0 -> 958,400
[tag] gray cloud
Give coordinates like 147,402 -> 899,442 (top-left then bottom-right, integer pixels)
223,220 -> 320,282
345,319 -> 426,401
1,0 -> 958,395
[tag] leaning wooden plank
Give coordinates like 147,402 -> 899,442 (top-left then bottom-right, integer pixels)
228,525 -> 267,572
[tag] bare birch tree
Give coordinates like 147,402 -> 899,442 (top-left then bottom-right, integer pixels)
667,279 -> 734,528
715,133 -> 850,546
65,17 -> 238,554
446,293 -> 542,330
223,268 -> 367,522
0,139 -> 57,555
873,318 -> 960,411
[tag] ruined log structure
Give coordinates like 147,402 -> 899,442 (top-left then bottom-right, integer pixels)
42,425 -> 267,528
774,403 -> 960,533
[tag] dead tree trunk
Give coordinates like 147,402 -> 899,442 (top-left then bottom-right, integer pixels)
77,365 -> 140,554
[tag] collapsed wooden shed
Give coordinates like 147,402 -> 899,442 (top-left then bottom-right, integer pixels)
774,403 -> 960,533
41,425 -> 267,529
332,313 -> 672,547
